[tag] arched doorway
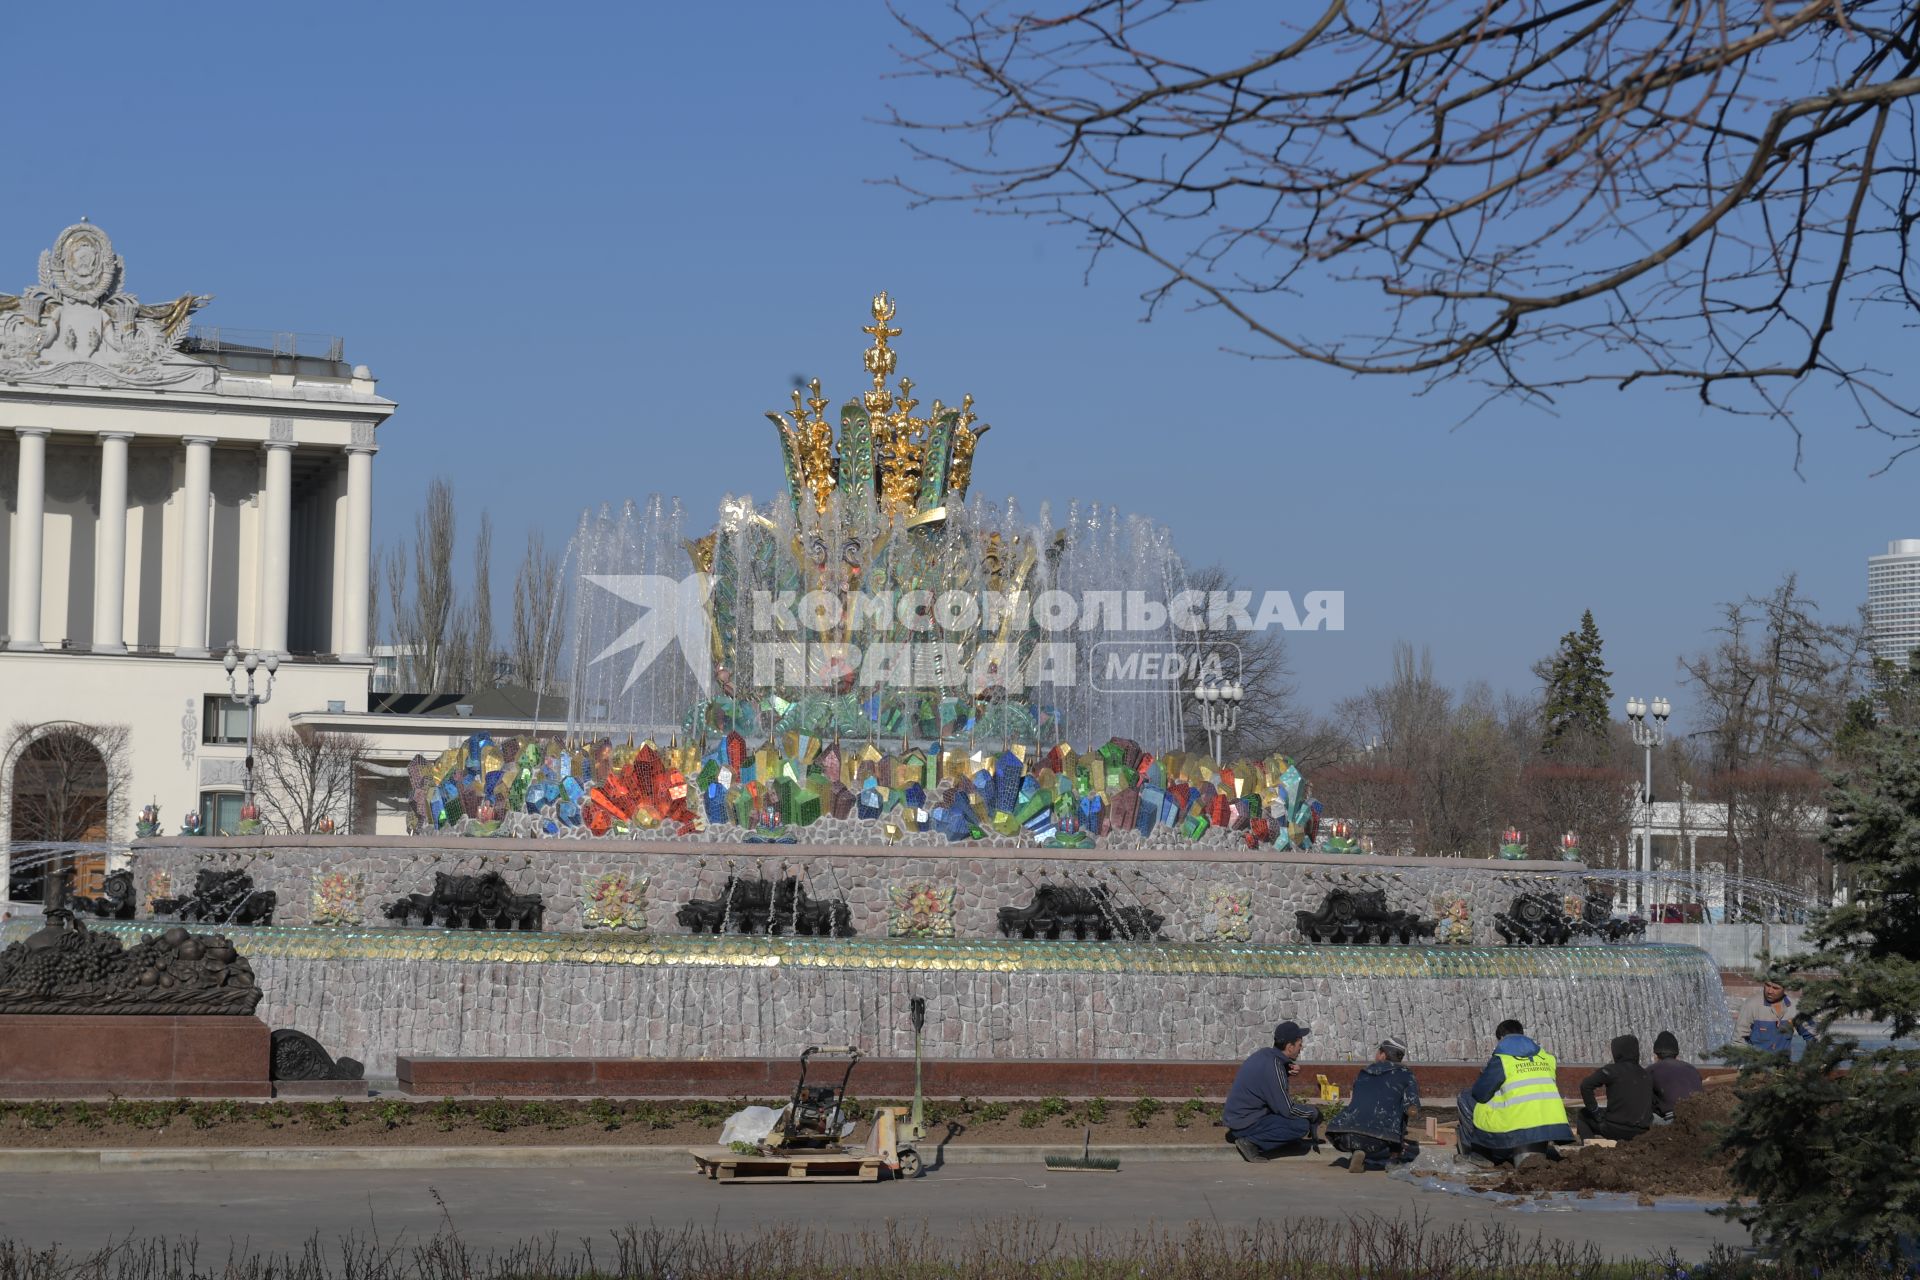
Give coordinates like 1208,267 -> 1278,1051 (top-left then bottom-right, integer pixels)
7,727 -> 110,904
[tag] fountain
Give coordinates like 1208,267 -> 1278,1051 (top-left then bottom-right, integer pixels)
79,294 -> 1742,1082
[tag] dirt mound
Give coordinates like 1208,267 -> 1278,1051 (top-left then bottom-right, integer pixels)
1492,1087 -> 1740,1201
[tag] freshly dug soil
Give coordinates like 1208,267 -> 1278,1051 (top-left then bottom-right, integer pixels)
1491,1088 -> 1739,1201
0,1096 -> 1235,1150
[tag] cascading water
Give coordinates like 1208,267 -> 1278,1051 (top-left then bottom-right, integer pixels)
558,489 -> 1191,750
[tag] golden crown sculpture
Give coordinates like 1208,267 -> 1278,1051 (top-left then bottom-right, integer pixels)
767,293 -> 989,525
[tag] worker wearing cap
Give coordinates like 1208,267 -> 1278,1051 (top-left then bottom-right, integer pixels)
1223,1020 -> 1320,1161
1455,1018 -> 1574,1169
1325,1036 -> 1422,1172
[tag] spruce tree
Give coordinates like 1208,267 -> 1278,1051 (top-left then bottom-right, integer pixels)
1716,725 -> 1920,1265
1540,610 -> 1613,757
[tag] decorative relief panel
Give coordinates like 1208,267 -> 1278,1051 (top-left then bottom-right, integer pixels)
199,758 -> 247,788
0,224 -> 216,391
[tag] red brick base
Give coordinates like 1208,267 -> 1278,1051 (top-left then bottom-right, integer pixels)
0,1015 -> 272,1098
394,1055 -> 1732,1099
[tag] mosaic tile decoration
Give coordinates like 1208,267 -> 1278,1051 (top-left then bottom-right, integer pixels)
0,919 -> 1717,981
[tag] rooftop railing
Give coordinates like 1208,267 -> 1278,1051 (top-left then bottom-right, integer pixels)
180,324 -> 345,364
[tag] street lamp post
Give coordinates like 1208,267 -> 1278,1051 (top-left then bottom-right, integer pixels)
1195,679 -> 1244,767
222,643 -> 280,811
1625,695 -> 1670,911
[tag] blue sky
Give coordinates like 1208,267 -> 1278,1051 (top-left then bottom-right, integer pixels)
1,2 -> 1909,722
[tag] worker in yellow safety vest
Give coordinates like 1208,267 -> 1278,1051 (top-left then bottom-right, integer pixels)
1454,1018 -> 1574,1169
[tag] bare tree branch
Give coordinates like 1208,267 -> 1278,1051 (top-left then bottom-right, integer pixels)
887,1 -> 1920,465
249,728 -> 370,835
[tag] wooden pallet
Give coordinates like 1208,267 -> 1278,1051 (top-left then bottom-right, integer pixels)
687,1145 -> 885,1184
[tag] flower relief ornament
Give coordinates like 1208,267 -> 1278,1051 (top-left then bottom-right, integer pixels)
888,882 -> 955,938
311,872 -> 364,927
1433,892 -> 1473,945
1205,885 -> 1253,942
581,871 -> 647,931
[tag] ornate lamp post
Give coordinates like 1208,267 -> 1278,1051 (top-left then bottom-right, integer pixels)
1625,695 -> 1670,909
1195,679 -> 1244,767
222,643 -> 280,810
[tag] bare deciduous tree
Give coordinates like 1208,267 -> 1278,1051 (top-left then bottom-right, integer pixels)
381,479 -> 513,694
384,477 -> 459,690
444,511 -> 496,695
890,2 -> 1920,463
250,728 -> 370,835
1682,574 -> 1864,891
1175,564 -> 1303,760
1329,644 -> 1536,854
1516,762 -> 1635,867
511,528 -> 563,694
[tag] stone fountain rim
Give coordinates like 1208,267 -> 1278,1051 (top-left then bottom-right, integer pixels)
131,835 -> 1591,871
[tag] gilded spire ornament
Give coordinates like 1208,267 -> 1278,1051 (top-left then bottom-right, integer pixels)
766,293 -> 991,522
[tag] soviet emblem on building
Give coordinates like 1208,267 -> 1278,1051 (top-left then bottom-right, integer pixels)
0,222 -> 214,389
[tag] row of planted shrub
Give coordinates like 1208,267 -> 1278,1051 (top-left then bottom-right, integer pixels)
0,1095 -> 1225,1135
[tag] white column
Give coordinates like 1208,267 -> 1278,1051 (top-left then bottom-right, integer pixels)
176,436 -> 215,658
329,461 -> 348,654
340,445 -> 374,661
92,432 -> 133,654
259,441 -> 293,656
6,428 -> 49,652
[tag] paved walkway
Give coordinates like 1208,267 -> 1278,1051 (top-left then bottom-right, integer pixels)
0,1160 -> 1748,1262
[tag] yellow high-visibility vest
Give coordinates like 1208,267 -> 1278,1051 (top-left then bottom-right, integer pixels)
1472,1050 -> 1569,1136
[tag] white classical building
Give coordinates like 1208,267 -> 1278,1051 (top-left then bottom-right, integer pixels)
0,223 -> 394,894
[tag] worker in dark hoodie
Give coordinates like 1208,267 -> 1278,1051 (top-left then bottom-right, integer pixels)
1455,1018 -> 1573,1169
1575,1034 -> 1655,1142
1223,1020 -> 1320,1161
1649,1030 -> 1703,1121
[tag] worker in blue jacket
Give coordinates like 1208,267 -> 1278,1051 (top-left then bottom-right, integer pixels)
1454,1018 -> 1573,1169
1223,1020 -> 1320,1161
1326,1036 -> 1422,1172
1739,979 -> 1816,1055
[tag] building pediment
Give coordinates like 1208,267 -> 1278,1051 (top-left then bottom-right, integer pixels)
0,222 -> 216,392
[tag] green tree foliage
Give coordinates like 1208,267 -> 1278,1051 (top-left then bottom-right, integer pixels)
1716,725 -> 1920,1266
1838,651 -> 1920,762
1540,611 -> 1613,759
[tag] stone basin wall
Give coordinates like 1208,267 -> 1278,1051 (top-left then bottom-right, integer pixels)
0,922 -> 1736,1080
96,839 -> 1731,1080
129,835 -> 1603,948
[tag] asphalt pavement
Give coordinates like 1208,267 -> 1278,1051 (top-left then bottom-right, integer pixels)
0,1159 -> 1750,1263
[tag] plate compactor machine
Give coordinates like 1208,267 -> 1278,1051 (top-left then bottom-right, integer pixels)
755,997 -> 931,1178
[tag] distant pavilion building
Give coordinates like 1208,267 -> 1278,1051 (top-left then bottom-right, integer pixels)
0,223 -> 393,894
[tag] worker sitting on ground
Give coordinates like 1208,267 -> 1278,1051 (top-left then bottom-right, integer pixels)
1325,1035 -> 1421,1172
1740,979 -> 1816,1056
1575,1034 -> 1655,1142
1454,1018 -> 1574,1169
1223,1020 -> 1321,1162
1648,1030 -> 1702,1122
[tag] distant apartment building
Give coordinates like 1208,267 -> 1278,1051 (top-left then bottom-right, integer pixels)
1868,538 -> 1920,666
